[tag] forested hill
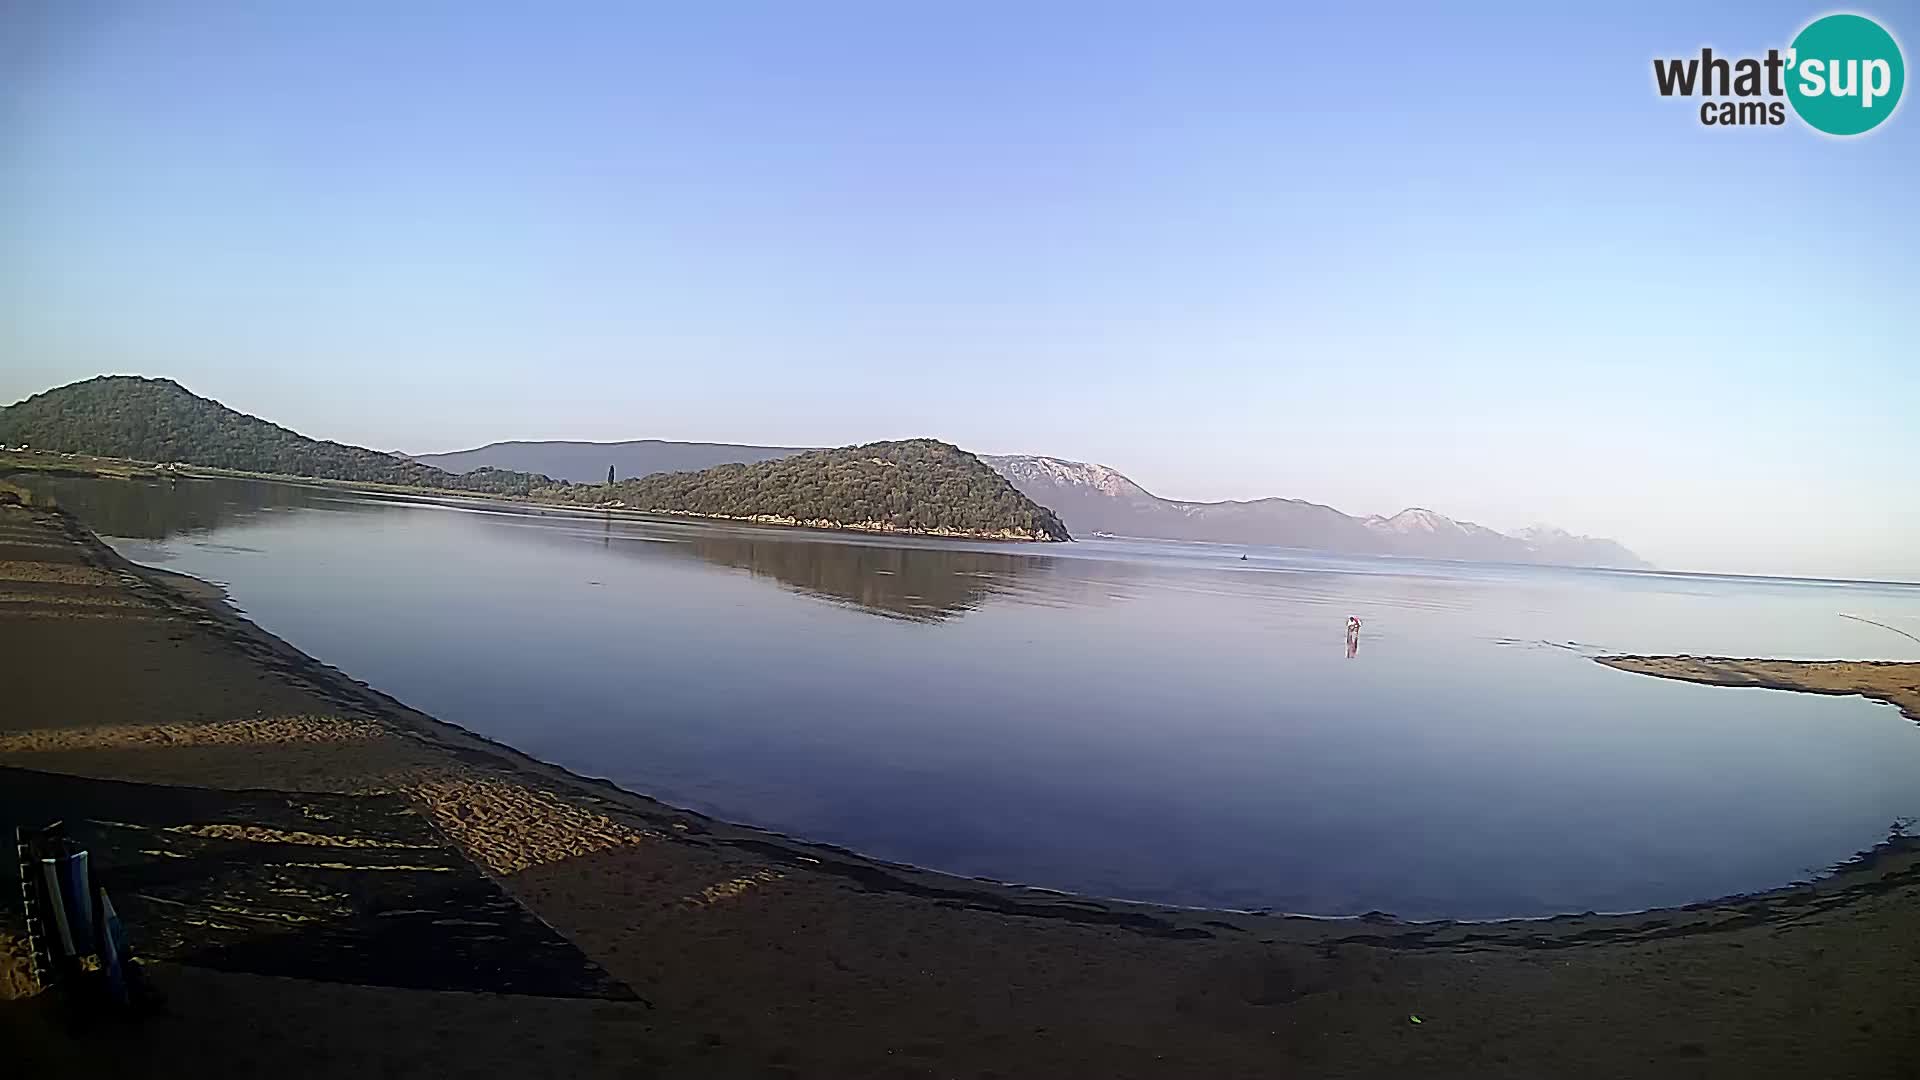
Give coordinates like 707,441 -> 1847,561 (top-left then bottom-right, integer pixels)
560,440 -> 1071,541
414,438 -> 804,483
1,377 -> 1070,541
0,376 -> 552,495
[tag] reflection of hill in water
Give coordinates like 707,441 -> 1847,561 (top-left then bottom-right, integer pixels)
22,473 -> 1068,624
674,534 -> 1058,623
15,475 -> 341,539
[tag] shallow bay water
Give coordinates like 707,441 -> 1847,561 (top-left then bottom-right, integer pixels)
30,474 -> 1920,919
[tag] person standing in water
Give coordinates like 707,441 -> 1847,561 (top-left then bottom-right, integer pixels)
1346,615 -> 1362,658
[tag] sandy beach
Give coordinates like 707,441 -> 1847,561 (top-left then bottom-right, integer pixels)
5,499 -> 1920,1077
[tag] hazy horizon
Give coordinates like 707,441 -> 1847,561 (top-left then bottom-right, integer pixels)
4,4 -> 1915,580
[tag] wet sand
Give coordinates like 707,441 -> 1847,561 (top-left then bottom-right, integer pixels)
5,500 -> 1920,1077
1598,655 -> 1920,723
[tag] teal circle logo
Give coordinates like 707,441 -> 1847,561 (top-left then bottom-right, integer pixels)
1786,13 -> 1905,135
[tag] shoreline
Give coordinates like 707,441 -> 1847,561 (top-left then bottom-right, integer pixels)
10,500 -> 1920,1075
0,452 -> 1071,544
31,502 -> 1266,935
43,502 -> 1920,936
1597,654 -> 1920,724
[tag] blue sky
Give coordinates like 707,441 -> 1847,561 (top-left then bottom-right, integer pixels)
3,2 -> 1916,578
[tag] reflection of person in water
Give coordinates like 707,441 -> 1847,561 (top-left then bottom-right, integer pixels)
1345,615 -> 1361,659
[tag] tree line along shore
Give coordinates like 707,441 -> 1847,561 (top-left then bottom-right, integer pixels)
0,376 -> 1070,541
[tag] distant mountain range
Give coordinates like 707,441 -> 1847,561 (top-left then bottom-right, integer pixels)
17,379 -> 1645,566
412,439 -> 802,483
983,455 -> 1650,569
418,438 -> 1648,568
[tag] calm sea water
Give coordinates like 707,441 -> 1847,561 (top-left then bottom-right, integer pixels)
28,474 -> 1920,920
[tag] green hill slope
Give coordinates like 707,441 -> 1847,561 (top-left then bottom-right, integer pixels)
0,376 -> 550,494
2,377 -> 1069,540
565,440 -> 1071,540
